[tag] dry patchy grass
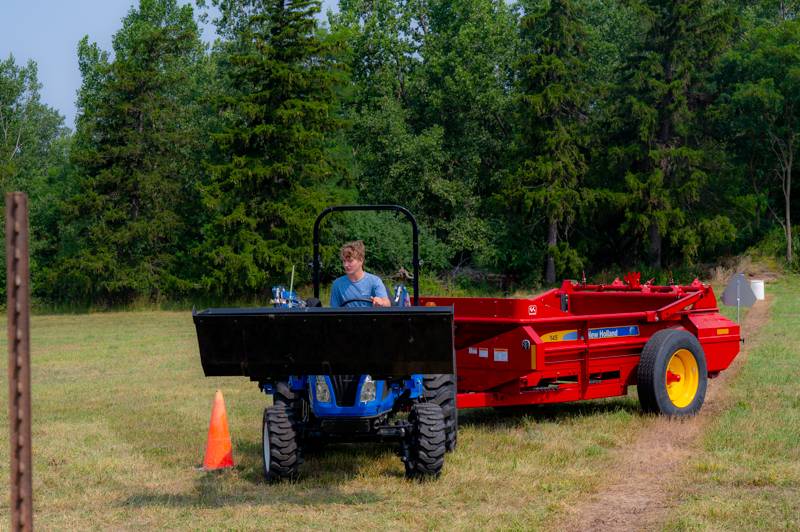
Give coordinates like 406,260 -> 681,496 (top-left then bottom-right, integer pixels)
0,310 -> 653,530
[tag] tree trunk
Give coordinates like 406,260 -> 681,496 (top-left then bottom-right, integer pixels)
545,218 -> 557,285
649,221 -> 661,268
787,165 -> 793,264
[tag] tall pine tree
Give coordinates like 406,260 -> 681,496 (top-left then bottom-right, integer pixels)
507,0 -> 590,284
607,0 -> 733,268
54,0 -> 205,303
199,0 -> 346,296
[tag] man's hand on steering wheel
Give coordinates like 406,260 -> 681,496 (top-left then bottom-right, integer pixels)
339,296 -> 391,308
371,296 -> 391,307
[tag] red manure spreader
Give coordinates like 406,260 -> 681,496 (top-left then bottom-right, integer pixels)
195,205 -> 742,479
424,272 -> 741,416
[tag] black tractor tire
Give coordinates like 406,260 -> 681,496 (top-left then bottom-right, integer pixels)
273,381 -> 306,419
272,381 -> 297,408
637,329 -> 708,417
423,374 -> 458,452
404,402 -> 446,479
262,405 -> 302,482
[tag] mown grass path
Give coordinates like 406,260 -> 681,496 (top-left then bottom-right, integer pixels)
559,284 -> 773,531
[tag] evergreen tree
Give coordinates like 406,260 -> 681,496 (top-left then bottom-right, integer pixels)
506,0 -> 590,285
199,0 -> 346,296
54,0 -> 205,303
607,0 -> 734,268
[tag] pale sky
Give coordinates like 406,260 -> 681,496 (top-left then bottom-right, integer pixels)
1,1 -> 337,130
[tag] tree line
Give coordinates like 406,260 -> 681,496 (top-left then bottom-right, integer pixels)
1,0 -> 798,305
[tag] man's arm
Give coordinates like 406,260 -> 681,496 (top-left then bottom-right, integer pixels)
371,275 -> 391,307
329,279 -> 341,307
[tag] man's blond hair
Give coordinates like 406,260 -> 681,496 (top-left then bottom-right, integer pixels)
340,240 -> 365,262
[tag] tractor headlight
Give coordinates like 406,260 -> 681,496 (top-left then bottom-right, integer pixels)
359,375 -> 377,403
315,376 -> 331,403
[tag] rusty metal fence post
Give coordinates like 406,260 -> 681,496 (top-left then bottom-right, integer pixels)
7,192 -> 33,531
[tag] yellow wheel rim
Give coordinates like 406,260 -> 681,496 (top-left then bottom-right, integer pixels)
665,349 -> 699,408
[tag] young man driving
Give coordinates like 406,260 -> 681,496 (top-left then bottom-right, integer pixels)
330,240 -> 391,308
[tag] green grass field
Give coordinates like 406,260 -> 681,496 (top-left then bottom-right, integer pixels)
664,277 -> 800,531
0,277 -> 797,529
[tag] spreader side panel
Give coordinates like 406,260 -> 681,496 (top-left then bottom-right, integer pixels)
684,313 -> 741,373
194,306 -> 454,380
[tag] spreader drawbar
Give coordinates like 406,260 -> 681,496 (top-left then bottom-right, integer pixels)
193,306 -> 455,380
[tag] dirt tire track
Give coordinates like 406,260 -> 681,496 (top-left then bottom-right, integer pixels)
557,295 -> 772,532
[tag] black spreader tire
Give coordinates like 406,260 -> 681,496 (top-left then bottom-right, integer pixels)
423,374 -> 458,452
637,329 -> 708,417
262,405 -> 302,482
404,403 -> 446,479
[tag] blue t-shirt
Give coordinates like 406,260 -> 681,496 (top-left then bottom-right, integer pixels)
329,272 -> 388,308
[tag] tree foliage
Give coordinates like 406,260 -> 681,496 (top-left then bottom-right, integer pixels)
505,0 -> 591,283
0,55 -> 70,300
4,0 -> 798,305
332,0 -> 517,271
51,0 -> 206,303
605,0 -> 734,267
713,20 -> 800,265
197,0 -> 347,297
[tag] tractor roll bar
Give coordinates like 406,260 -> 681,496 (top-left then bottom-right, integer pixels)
313,205 -> 420,306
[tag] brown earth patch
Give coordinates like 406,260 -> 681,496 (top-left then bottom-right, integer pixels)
556,294 -> 772,532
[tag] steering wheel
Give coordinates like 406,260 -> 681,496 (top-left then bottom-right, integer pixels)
339,298 -> 375,308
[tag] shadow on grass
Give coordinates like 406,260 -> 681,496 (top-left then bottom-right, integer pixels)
121,478 -> 385,509
459,395 -> 642,430
236,439 -> 405,484
120,442 -> 402,509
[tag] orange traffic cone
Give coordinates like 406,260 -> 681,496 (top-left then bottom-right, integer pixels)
202,390 -> 234,470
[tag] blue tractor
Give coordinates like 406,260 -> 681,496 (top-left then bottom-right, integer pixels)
193,205 -> 457,481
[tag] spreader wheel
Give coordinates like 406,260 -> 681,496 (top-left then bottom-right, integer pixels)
404,403 -> 446,479
423,374 -> 458,451
637,329 -> 708,417
262,405 -> 302,482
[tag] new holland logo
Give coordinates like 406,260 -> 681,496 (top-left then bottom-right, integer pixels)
541,325 -> 640,343
589,326 -> 640,339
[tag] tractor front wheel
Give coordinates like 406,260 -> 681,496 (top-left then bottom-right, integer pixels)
423,374 -> 458,451
637,329 -> 708,417
273,381 -> 301,413
262,405 -> 302,482
404,403 -> 446,479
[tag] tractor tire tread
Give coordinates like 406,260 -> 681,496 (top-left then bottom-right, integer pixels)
263,405 -> 301,482
423,374 -> 458,452
405,403 -> 446,479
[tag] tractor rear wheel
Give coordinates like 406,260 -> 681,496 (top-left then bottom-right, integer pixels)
404,403 -> 446,479
637,329 -> 708,417
423,374 -> 458,451
262,405 -> 302,482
